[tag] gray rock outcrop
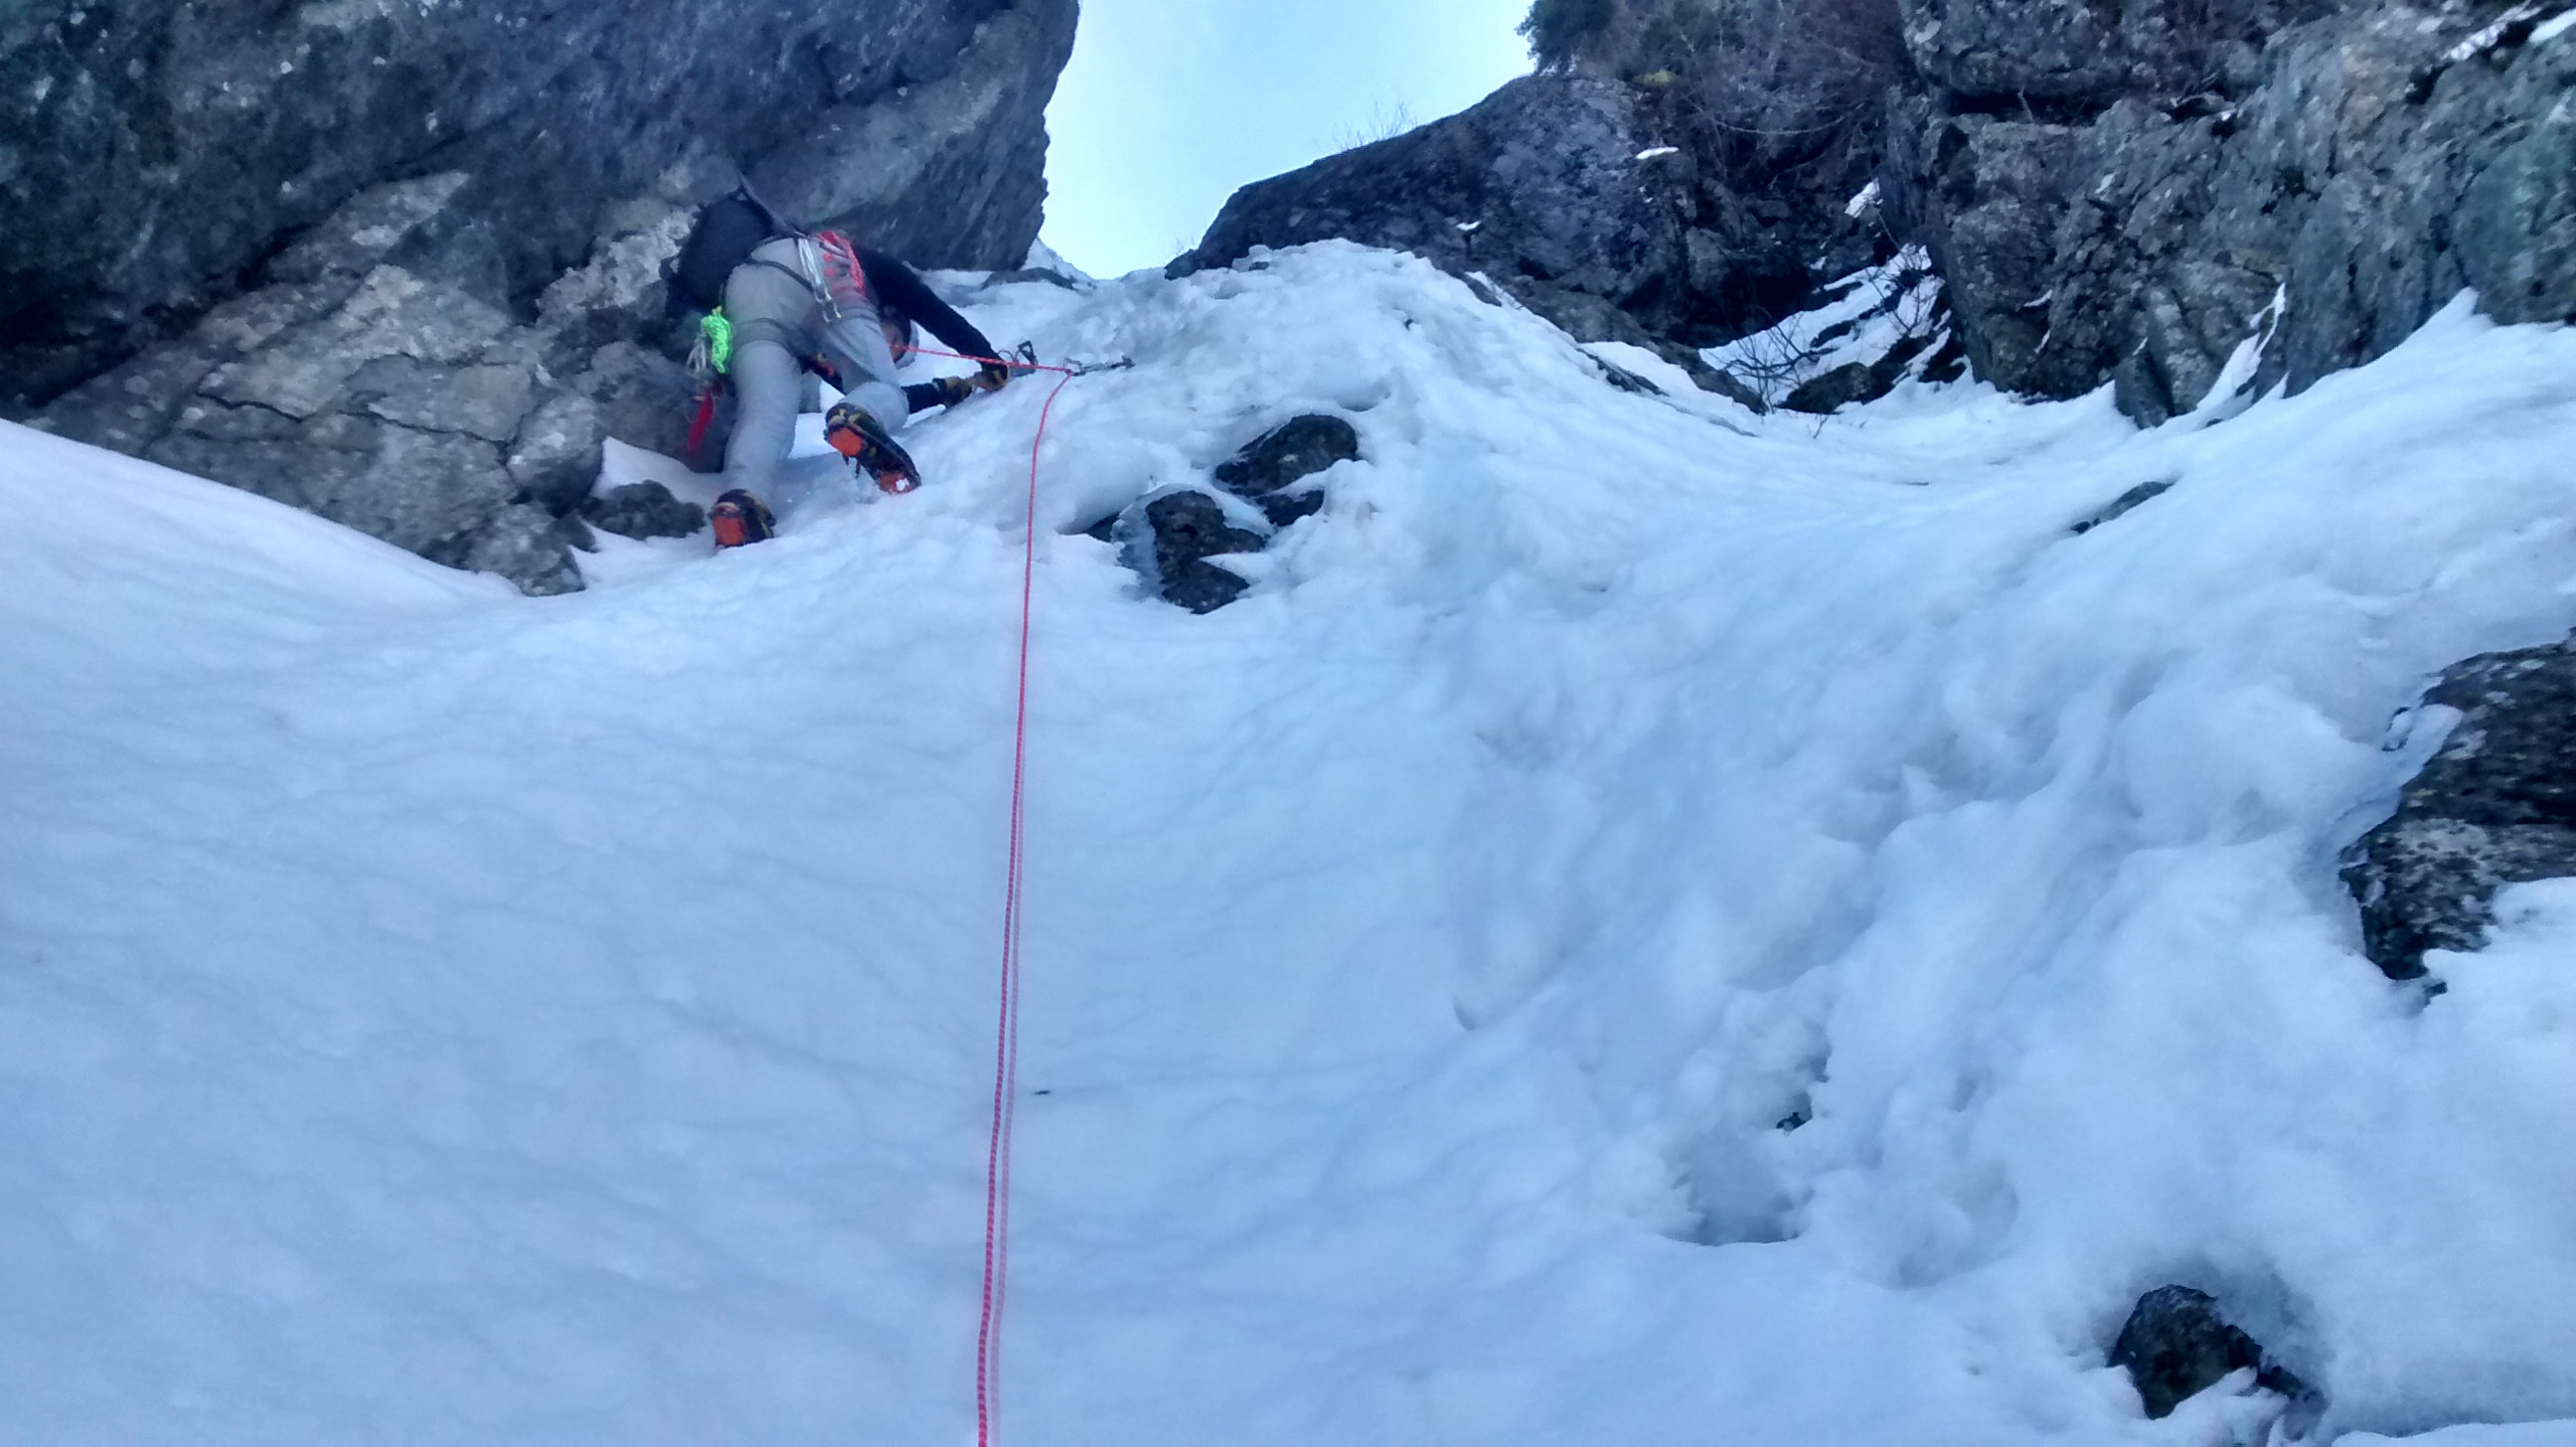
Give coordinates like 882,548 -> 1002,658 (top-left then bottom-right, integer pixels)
1886,0 -> 2576,422
1181,78 -> 1690,314
2343,636 -> 2576,981
9,0 -> 1075,593
1174,75 -> 1839,400
1189,0 -> 2573,425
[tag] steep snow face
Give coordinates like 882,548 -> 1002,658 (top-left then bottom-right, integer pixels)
6,243 -> 2576,1445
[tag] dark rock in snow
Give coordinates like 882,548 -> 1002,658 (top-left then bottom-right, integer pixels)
1781,362 -> 1893,415
10,0 -> 1076,594
2343,638 -> 2576,980
582,483 -> 708,543
1212,414 -> 1361,497
2070,479 -> 2176,535
1599,361 -> 1668,397
2110,1286 -> 2309,1419
1137,492 -> 1264,615
1102,419 -> 1362,610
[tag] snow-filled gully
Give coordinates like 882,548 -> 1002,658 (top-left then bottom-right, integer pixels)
5,244 -> 2576,1445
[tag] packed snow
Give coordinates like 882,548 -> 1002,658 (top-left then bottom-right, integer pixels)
5,241 -> 2576,1445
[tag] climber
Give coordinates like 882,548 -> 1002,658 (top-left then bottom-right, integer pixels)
686,196 -> 1017,549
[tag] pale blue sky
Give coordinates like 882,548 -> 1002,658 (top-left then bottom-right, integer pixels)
1041,0 -> 1534,277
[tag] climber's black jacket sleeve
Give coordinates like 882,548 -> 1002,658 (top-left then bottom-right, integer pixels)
862,249 -> 999,366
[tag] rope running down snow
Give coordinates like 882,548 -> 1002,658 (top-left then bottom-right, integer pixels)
907,343 -> 1083,1447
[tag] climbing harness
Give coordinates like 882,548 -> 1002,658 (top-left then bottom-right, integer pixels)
808,230 -> 873,319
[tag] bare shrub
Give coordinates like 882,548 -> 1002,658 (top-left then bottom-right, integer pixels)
1517,0 -> 1906,171
1327,101 -> 1421,155
1657,0 -> 1908,172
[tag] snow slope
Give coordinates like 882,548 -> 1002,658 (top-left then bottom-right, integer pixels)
6,243 -> 2576,1445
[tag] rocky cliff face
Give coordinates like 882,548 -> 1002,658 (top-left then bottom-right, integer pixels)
8,0 -> 1076,591
1892,0 -> 2576,422
1180,79 -> 1692,317
1174,74 -> 1875,402
1188,0 -> 2572,425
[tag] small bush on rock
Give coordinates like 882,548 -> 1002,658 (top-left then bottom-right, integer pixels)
1522,0 -> 1624,70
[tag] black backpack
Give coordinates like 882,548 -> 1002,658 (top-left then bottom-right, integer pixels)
670,186 -> 791,313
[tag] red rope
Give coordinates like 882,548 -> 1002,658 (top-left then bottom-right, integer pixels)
920,344 -> 1077,1447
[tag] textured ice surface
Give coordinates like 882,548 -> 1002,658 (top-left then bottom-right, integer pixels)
5,248 -> 2576,1444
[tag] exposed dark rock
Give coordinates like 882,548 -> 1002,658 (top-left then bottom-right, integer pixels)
1255,492 -> 1330,530
1466,0 -> 2576,423
1174,73 -> 1855,370
1690,362 -> 1772,412
1134,492 -> 1265,614
39,176 -> 596,594
1885,0 -> 2576,421
1897,0 -> 2302,108
1214,416 -> 1361,498
507,393 -> 610,519
2343,638 -> 2576,980
434,506 -> 588,598
2070,478 -> 2176,534
981,267 -> 1090,292
1178,78 -> 1691,319
1097,420 -> 1363,610
1887,107 -> 2088,397
582,483 -> 709,543
2109,1286 -> 2309,1419
1600,361 -> 1667,396
568,342 -> 707,467
8,0 -> 1075,594
1212,415 -> 1360,530
1160,560 -> 1255,616
1781,363 -> 1893,414
347,360 -> 539,446
1170,68 -> 1877,408
748,0 -> 1078,272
